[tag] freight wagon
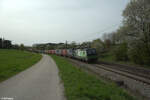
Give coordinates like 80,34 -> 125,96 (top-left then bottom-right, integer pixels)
45,48 -> 98,62
61,49 -> 67,56
67,49 -> 75,58
55,49 -> 61,55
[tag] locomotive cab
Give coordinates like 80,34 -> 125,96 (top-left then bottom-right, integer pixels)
86,48 -> 98,62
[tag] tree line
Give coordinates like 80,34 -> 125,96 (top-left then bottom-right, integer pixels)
34,0 -> 150,66
0,38 -> 26,50
91,0 -> 150,65
0,38 -> 12,49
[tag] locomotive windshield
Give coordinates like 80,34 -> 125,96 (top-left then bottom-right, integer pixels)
87,49 -> 96,55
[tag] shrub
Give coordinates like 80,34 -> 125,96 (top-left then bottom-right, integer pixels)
128,44 -> 150,65
114,43 -> 128,61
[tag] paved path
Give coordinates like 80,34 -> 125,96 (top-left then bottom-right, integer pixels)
0,55 -> 65,100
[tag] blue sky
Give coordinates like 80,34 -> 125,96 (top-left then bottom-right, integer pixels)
0,0 -> 130,45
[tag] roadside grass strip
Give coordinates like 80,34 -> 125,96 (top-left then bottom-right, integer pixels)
0,49 -> 42,82
51,55 -> 135,100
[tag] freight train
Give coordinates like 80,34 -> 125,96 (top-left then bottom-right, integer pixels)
44,48 -> 98,62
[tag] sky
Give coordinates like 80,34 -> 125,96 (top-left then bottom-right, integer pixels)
0,0 -> 130,46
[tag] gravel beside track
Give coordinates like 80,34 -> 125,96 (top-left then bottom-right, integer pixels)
68,58 -> 150,100
98,61 -> 150,80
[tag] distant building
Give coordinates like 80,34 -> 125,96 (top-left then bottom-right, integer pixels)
0,38 -> 12,49
3,40 -> 12,49
32,42 -> 65,50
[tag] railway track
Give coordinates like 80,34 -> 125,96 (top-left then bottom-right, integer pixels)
93,64 -> 150,85
67,58 -> 150,99
68,57 -> 150,85
97,61 -> 150,78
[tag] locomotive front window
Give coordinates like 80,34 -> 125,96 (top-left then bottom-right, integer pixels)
87,49 -> 96,55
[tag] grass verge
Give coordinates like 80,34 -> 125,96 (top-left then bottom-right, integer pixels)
51,55 -> 135,100
0,49 -> 42,82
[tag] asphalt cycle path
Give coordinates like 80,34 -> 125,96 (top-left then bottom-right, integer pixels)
0,55 -> 65,100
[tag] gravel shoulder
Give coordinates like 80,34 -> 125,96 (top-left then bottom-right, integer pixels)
0,55 -> 65,100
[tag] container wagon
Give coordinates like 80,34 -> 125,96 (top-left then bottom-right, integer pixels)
61,49 -> 67,56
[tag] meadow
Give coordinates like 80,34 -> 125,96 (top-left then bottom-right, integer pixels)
0,49 -> 42,82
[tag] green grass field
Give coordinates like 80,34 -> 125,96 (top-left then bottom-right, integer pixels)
51,55 -> 135,100
0,49 -> 42,82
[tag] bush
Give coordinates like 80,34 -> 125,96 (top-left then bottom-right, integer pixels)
128,47 -> 142,64
114,43 -> 128,61
128,44 -> 150,65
